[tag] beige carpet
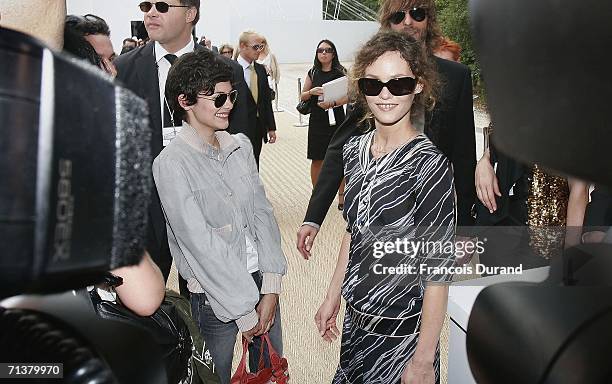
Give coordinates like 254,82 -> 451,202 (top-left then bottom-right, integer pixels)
167,109 -> 450,383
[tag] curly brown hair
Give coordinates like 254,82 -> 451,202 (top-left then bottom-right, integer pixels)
349,30 -> 439,126
378,0 -> 443,56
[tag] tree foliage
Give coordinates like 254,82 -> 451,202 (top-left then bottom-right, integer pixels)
435,0 -> 482,88
361,0 -> 380,12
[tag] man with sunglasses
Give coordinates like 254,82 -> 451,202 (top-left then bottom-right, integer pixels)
297,0 -> 477,259
233,30 -> 277,169
114,0 -> 249,294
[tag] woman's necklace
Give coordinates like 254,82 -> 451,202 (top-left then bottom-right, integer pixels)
371,132 -> 419,158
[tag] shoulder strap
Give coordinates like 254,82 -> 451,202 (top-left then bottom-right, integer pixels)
309,66 -> 317,79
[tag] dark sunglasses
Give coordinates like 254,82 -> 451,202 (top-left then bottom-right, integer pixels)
66,13 -> 107,27
198,90 -> 238,108
389,7 -> 428,24
83,14 -> 105,22
139,1 -> 189,13
250,44 -> 265,51
316,48 -> 335,54
358,77 -> 418,96
220,50 -> 233,55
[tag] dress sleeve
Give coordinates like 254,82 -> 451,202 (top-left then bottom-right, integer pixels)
413,153 -> 457,283
303,107 -> 361,225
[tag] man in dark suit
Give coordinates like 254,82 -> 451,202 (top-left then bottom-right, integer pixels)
232,30 -> 277,168
296,0 -> 477,258
198,35 -> 218,53
114,0 -> 249,293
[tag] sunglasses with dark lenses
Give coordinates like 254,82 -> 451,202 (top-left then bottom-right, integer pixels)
66,13 -> 107,27
220,50 -> 233,55
358,77 -> 418,96
389,7 -> 428,24
316,48 -> 335,54
250,44 -> 265,51
139,1 -> 189,13
198,90 -> 238,108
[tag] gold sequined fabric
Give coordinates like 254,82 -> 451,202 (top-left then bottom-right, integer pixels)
527,165 -> 569,259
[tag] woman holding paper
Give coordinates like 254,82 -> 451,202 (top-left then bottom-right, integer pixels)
300,39 -> 348,209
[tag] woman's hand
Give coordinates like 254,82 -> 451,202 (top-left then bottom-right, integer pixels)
309,86 -> 324,96
401,358 -> 435,384
255,293 -> 278,335
317,101 -> 335,110
243,322 -> 263,343
315,295 -> 341,342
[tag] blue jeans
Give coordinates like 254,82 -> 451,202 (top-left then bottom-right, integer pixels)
190,272 -> 283,384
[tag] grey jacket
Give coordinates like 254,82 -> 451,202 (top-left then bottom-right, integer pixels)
152,123 -> 287,331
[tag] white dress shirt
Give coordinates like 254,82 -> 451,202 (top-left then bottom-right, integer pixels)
155,39 -> 195,144
237,54 -> 254,90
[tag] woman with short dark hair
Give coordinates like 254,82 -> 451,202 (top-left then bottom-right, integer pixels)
153,49 -> 287,384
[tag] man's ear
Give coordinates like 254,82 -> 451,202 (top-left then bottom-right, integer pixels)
414,82 -> 424,95
178,94 -> 191,111
185,7 -> 197,24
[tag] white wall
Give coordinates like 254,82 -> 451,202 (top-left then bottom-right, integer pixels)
221,20 -> 378,63
66,0 -> 378,63
66,0 -> 142,53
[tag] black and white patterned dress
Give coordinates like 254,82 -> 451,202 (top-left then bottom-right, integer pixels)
333,131 -> 456,384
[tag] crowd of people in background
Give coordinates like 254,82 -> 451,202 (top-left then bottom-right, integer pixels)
36,0 -> 611,383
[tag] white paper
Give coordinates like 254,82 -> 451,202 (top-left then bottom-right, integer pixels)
322,76 -> 348,103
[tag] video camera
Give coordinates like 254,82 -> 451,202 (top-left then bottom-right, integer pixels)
0,27 -> 167,382
467,0 -> 612,382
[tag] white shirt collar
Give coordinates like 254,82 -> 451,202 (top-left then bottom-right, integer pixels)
154,39 -> 195,64
237,54 -> 252,70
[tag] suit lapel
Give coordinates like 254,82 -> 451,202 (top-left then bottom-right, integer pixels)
136,43 -> 162,153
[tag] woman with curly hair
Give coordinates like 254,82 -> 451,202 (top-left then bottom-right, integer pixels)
315,31 -> 455,384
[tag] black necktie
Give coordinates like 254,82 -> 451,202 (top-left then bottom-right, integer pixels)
162,54 -> 179,130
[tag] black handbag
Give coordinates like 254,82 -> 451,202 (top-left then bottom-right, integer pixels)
296,99 -> 311,115
296,67 -> 316,115
90,274 -> 220,383
90,287 -> 192,384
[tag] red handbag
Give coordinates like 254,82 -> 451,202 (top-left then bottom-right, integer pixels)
230,334 -> 289,384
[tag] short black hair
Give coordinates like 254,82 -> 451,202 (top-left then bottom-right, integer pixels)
65,14 -> 110,36
63,20 -> 102,68
165,49 -> 233,123
122,38 -> 137,45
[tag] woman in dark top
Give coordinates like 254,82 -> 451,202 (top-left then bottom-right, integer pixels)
300,39 -> 348,209
315,31 -> 455,384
